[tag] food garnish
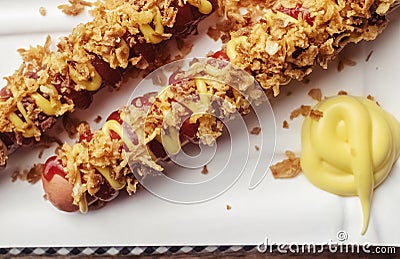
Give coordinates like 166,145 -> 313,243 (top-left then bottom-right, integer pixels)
270,150 -> 301,179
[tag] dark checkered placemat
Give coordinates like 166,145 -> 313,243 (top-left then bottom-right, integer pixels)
0,246 -> 257,256
2,245 -> 399,256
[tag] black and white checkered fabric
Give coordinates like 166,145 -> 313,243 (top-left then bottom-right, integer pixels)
0,246 -> 257,256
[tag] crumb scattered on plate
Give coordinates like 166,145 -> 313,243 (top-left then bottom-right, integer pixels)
270,151 -> 301,179
201,165 -> 208,175
39,7 -> 47,16
94,115 -> 102,123
255,145 -> 260,151
290,105 -> 311,120
38,149 -> 44,159
282,120 -> 289,129
367,94 -> 375,101
207,26 -> 221,41
366,50 -> 373,62
308,88 -> 322,101
338,90 -> 348,95
152,71 -> 167,86
367,94 -> 380,106
58,0 -> 92,16
338,57 -> 357,72
12,164 -> 44,184
250,127 -> 261,135
213,20 -> 233,44
226,204 -> 232,210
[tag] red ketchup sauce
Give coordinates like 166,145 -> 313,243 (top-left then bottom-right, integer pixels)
212,50 -> 230,61
43,156 -> 67,182
278,4 -> 314,26
106,110 -> 123,141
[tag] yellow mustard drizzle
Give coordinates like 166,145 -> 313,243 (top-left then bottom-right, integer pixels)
8,62 -> 102,139
161,127 -> 181,155
73,169 -> 88,213
226,36 -> 247,61
74,112 -> 128,213
188,0 -> 213,14
69,63 -> 102,91
151,86 -> 183,155
301,95 -> 400,234
8,102 -> 38,138
139,8 -> 165,44
186,79 -> 209,123
94,111 -> 128,190
139,1 -> 212,44
102,119 -> 134,151
95,167 -> 126,190
31,85 -> 63,116
159,79 -> 210,155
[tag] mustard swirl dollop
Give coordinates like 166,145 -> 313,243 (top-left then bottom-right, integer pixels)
301,95 -> 400,234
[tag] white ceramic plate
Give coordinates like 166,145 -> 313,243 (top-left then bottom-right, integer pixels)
0,0 -> 399,248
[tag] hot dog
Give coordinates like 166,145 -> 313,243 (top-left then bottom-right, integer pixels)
41,57 -> 263,212
0,0 -> 218,167
223,0 -> 398,96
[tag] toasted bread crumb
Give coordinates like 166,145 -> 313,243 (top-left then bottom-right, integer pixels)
201,165 -> 208,175
290,105 -> 311,120
367,94 -> 380,106
58,0 -> 92,16
38,149 -> 44,159
270,151 -> 301,179
94,115 -> 102,123
366,50 -> 373,62
0,141 -> 7,167
308,88 -> 322,101
338,90 -> 348,95
282,120 -> 289,129
12,163 -> 44,184
310,109 -> 323,121
152,71 -> 167,86
255,145 -> 260,151
226,204 -> 232,210
207,26 -> 221,41
39,7 -> 47,16
250,127 -> 261,135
